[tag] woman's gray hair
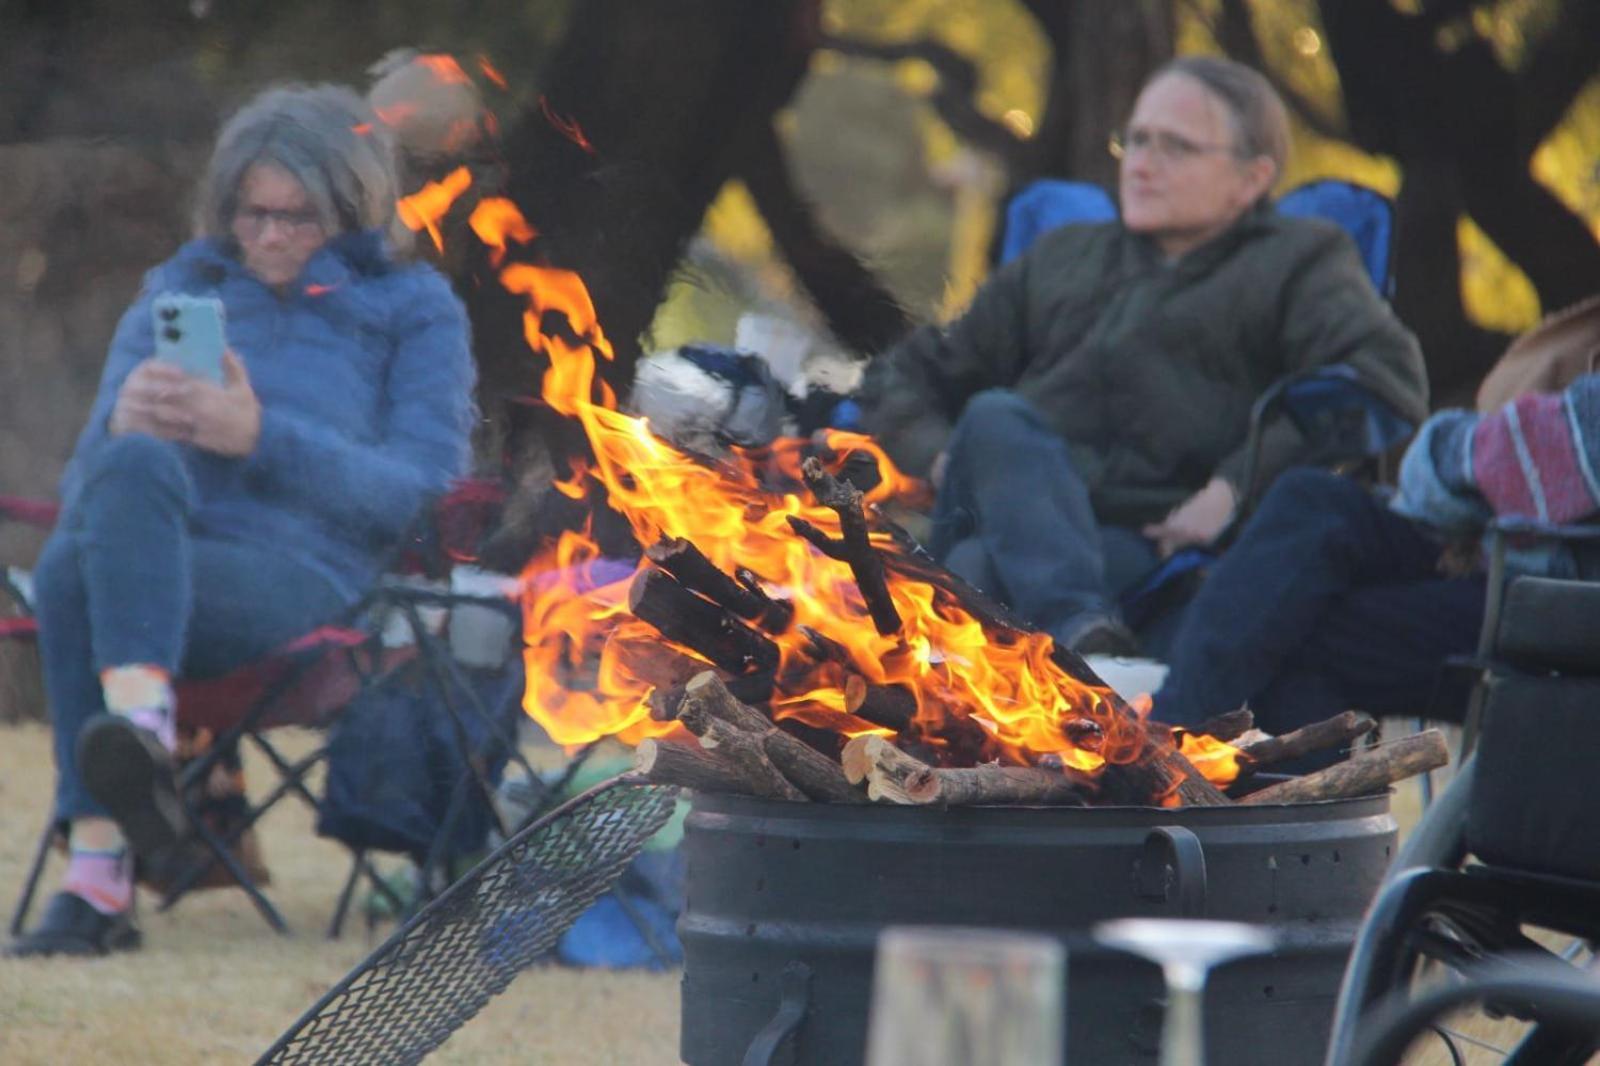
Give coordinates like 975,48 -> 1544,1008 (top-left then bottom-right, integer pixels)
1154,56 -> 1291,182
195,84 -> 410,251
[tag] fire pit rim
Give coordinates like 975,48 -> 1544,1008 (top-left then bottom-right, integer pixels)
685,787 -> 1395,825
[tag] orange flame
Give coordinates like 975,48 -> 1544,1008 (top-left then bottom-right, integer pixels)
477,54 -> 509,91
539,95 -> 597,154
397,166 -> 474,252
417,53 -> 472,85
434,195 -> 1239,791
469,198 -> 538,267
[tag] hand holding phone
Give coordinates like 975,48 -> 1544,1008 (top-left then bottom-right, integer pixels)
151,293 -> 227,384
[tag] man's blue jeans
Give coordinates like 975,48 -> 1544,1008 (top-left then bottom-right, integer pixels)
929,389 -> 1158,643
1153,468 -> 1487,735
34,434 -> 348,822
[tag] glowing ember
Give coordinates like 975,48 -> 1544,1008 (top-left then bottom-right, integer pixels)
477,55 -> 509,91
539,95 -> 597,155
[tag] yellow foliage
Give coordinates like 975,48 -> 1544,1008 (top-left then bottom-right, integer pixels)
655,0 -> 1600,351
1460,218 -> 1543,333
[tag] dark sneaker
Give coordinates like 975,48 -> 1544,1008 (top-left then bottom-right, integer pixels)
6,891 -> 141,958
1062,614 -> 1141,658
77,714 -> 187,866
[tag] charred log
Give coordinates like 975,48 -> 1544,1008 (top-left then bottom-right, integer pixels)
628,569 -> 780,675
904,764 -> 1092,807
1239,730 -> 1449,806
794,456 -> 901,635
1237,711 -> 1376,771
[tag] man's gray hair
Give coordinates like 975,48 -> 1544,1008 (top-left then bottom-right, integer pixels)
1155,56 -> 1291,182
195,84 -> 408,250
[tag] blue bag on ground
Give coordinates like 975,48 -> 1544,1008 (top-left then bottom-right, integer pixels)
317,660 -> 523,861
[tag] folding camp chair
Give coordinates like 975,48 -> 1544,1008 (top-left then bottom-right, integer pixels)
4,478 -> 555,938
987,178 -> 1413,648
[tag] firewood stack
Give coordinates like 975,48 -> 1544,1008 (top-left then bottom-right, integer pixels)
622,457 -> 1448,807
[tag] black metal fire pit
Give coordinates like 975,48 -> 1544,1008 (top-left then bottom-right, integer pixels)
678,789 -> 1396,1065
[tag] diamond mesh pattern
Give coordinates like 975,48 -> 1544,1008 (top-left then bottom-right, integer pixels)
256,779 -> 676,1066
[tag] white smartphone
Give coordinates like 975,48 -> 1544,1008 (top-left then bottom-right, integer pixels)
151,293 -> 227,384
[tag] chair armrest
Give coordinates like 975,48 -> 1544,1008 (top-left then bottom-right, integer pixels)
1488,515 -> 1600,542
1238,367 -> 1415,509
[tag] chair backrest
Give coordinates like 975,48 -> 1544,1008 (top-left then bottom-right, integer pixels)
1275,179 -> 1396,298
997,180 -> 1117,265
998,177 -> 1397,297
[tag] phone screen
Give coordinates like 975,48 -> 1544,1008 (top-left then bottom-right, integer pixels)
151,294 -> 227,384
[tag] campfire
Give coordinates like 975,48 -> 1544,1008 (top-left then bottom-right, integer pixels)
400,164 -> 1448,811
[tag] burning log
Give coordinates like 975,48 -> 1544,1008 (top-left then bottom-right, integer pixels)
681,673 -> 861,803
790,456 -> 901,636
1236,711 -> 1376,771
628,569 -> 780,675
648,671 -> 774,721
645,537 -> 794,633
1239,729 -> 1449,806
841,734 -> 931,804
797,624 -> 850,665
1184,708 -> 1255,743
735,567 -> 795,632
904,764 -> 1091,807
634,737 -> 751,795
606,633 -> 716,691
879,547 -> 1231,807
843,676 -> 917,733
677,699 -> 807,802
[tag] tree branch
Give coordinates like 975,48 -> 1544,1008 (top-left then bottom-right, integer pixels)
820,33 -> 1030,166
735,118 -> 913,355
1201,0 -> 1350,143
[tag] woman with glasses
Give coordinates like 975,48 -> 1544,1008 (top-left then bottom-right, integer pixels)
9,84 -> 476,957
858,56 -> 1427,657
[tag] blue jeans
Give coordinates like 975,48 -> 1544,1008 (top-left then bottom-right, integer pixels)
34,434 -> 349,822
1153,468 -> 1487,736
929,389 -> 1158,641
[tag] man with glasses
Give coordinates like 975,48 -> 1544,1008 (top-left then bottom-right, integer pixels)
858,56 -> 1427,655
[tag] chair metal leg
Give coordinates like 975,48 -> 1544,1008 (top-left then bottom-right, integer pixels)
8,819 -> 62,937
328,851 -> 366,940
159,811 -> 289,934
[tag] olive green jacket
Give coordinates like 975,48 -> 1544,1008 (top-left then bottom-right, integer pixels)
859,205 -> 1429,526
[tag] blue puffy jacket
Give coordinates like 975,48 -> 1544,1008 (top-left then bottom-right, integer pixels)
62,229 -> 477,598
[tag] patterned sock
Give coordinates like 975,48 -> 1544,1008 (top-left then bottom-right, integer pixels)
100,664 -> 176,752
62,823 -> 133,916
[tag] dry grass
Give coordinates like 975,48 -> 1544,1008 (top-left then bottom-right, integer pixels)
0,721 -> 680,1065
0,717 -> 1566,1065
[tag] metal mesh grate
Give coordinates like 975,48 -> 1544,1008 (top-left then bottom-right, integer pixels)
257,778 -> 677,1066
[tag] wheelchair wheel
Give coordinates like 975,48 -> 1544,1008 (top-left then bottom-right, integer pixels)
1347,959 -> 1600,1066
1327,758 -> 1599,1066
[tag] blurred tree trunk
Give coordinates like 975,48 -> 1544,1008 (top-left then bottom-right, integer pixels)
481,0 -> 915,412
1314,0 -> 1600,402
1021,0 -> 1175,190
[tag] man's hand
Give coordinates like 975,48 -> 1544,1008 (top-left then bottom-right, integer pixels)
1142,476 -> 1238,558
109,352 -> 261,457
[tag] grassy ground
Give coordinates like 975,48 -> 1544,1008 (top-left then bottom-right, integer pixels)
0,721 -> 681,1065
0,717 -> 1543,1065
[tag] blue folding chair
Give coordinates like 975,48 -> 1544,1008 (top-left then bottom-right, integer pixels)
997,179 -> 1118,265
987,178 -> 1412,643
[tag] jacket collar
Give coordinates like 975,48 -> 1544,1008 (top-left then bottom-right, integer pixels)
1122,199 -> 1276,276
170,229 -> 393,293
